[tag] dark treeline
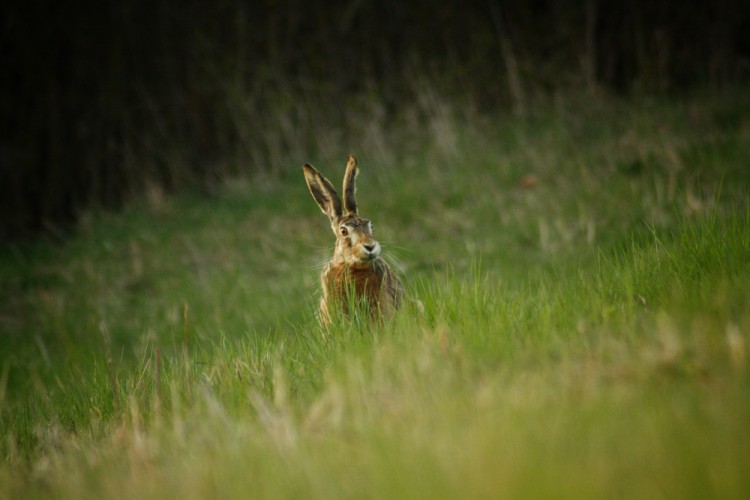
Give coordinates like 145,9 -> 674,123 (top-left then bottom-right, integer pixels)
2,0 -> 749,239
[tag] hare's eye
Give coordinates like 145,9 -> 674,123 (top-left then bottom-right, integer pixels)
340,226 -> 348,236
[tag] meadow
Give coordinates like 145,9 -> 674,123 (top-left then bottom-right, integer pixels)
1,89 -> 750,498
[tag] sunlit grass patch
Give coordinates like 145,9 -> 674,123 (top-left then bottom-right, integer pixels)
1,91 -> 750,499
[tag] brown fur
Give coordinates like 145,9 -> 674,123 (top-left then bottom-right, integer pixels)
321,259 -> 403,322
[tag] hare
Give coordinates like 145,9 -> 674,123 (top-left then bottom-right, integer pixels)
303,155 -> 404,324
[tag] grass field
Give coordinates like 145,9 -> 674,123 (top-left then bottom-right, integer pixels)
1,90 -> 750,499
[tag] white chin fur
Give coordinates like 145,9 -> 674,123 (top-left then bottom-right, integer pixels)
345,243 -> 380,264
371,242 -> 381,257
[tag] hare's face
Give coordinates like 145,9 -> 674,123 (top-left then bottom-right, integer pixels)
335,216 -> 381,265
304,156 -> 384,266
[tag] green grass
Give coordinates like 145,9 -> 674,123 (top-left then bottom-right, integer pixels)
1,90 -> 750,499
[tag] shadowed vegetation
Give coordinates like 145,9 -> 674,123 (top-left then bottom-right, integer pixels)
3,0 -> 750,237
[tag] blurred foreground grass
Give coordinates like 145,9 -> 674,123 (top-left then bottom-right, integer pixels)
1,90 -> 750,498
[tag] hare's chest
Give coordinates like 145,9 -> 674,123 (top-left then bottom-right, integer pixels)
324,264 -> 384,303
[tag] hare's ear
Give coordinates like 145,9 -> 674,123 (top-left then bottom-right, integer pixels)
303,163 -> 342,221
342,155 -> 358,216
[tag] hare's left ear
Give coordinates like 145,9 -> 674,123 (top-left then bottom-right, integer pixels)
342,155 -> 358,216
303,163 -> 342,222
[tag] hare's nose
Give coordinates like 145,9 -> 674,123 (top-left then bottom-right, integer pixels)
364,244 -> 376,253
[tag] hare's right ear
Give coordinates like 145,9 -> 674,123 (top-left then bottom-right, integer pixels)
342,155 -> 358,216
303,164 -> 342,222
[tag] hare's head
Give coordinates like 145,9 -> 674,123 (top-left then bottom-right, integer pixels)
303,156 -> 381,266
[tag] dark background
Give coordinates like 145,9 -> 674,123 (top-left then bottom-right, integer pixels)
2,0 -> 749,239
